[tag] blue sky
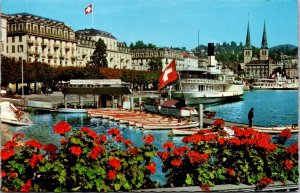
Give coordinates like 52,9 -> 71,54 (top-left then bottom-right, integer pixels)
2,0 -> 298,50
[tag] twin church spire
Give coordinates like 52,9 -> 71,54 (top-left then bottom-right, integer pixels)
243,21 -> 269,64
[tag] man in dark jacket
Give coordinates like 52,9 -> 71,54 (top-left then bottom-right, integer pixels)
248,108 -> 254,127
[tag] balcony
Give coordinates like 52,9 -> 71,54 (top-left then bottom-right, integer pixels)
27,39 -> 34,45
41,42 -> 48,47
48,53 -> 54,58
54,43 -> 60,49
65,45 -> 71,51
27,50 -> 34,56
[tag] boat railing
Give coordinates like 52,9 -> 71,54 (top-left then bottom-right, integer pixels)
181,78 -> 225,84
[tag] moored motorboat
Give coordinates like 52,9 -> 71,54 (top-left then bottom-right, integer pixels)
142,121 -> 199,130
1,101 -> 33,126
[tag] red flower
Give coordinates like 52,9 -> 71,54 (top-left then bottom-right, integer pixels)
60,138 -> 68,145
20,180 -> 31,192
107,170 -> 117,180
200,183 -> 210,192
142,134 -> 155,145
129,147 -> 139,155
285,160 -> 293,170
147,162 -> 156,174
213,119 -> 225,126
89,145 -> 105,159
187,151 -> 209,163
278,129 -> 292,139
30,154 -> 43,168
218,137 -> 226,145
286,142 -> 298,155
107,128 -> 120,136
80,127 -> 97,139
53,121 -> 71,135
124,139 -> 132,147
9,173 -> 18,178
162,141 -> 175,149
70,146 -> 82,156
108,157 -> 121,169
259,177 -> 273,186
171,159 -> 182,167
25,139 -> 43,149
98,134 -> 107,143
225,168 -> 235,176
43,143 -> 58,155
1,148 -> 15,161
182,136 -> 192,143
12,133 -> 24,141
160,151 -> 169,160
1,171 -> 6,178
4,141 -> 18,148
115,135 -> 124,142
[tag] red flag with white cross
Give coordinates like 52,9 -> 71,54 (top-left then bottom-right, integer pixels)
85,4 -> 93,14
158,59 -> 179,90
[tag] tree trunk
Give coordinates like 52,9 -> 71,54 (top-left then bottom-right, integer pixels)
16,83 -> 19,94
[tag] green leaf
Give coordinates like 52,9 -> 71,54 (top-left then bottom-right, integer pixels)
71,186 -> 81,191
185,174 -> 194,185
123,182 -> 131,190
70,137 -> 84,146
114,183 -> 121,191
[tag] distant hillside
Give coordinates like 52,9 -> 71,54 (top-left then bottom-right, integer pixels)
269,44 -> 297,52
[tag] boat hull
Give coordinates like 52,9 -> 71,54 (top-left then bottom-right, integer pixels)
58,108 -> 87,113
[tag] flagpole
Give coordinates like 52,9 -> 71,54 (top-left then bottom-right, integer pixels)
92,3 -> 94,28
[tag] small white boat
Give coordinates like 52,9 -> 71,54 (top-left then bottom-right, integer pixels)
57,108 -> 87,113
253,126 -> 298,134
142,121 -> 199,130
1,102 -> 33,126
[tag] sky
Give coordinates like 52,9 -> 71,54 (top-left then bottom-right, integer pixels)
2,0 -> 298,50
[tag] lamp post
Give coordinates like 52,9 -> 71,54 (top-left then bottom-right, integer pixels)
21,58 -> 24,99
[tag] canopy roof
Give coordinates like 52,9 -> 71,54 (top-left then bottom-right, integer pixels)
62,87 -> 132,95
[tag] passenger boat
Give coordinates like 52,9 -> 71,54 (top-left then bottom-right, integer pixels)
250,76 -> 298,90
1,101 -> 33,126
57,108 -> 87,113
172,44 -> 244,105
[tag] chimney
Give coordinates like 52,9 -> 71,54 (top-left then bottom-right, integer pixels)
207,43 -> 216,66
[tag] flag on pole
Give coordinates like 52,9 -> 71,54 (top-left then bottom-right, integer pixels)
158,59 -> 179,90
85,4 -> 93,14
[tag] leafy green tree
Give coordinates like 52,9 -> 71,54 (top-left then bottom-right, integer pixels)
148,58 -> 162,71
89,38 -> 108,68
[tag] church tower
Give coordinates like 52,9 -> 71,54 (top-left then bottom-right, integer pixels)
243,22 -> 252,64
259,21 -> 269,61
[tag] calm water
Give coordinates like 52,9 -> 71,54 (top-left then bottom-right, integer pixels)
206,90 -> 298,127
6,90 -> 298,185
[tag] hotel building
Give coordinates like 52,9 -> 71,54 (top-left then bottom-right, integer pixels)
6,13 -> 77,67
75,29 -> 132,69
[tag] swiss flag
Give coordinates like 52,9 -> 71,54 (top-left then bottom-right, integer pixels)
158,59 -> 179,90
85,4 -> 93,14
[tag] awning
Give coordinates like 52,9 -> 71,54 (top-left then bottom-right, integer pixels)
161,100 -> 181,107
62,87 -> 132,95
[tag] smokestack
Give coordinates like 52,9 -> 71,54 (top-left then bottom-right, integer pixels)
208,43 -> 215,56
207,43 -> 216,67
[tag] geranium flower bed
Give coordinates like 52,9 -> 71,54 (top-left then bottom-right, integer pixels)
158,120 -> 298,191
1,122 -> 158,192
1,120 -> 298,192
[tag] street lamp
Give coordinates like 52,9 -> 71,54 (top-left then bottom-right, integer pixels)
21,58 -> 24,99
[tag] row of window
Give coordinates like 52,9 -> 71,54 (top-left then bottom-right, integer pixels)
8,23 -> 73,40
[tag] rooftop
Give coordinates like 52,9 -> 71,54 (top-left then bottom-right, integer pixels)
76,28 -> 117,40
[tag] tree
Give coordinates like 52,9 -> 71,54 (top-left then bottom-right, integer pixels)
148,58 -> 162,71
89,38 -> 108,68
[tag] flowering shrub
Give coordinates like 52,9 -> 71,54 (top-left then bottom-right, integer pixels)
158,126 -> 298,191
1,122 -> 158,192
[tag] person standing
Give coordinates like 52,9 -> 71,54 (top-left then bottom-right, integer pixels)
248,108 -> 254,127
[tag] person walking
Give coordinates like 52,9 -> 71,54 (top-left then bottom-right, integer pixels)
248,108 -> 254,127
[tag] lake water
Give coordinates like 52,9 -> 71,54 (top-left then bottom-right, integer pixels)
205,90 -> 298,127
6,90 -> 298,185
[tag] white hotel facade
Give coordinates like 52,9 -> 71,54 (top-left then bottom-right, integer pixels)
2,12 -> 199,71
